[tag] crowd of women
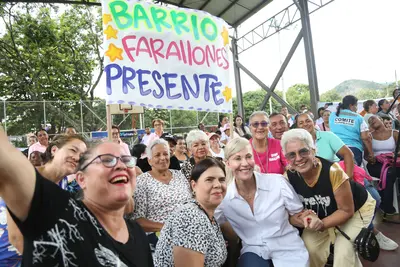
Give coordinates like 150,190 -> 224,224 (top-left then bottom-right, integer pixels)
0,94 -> 399,267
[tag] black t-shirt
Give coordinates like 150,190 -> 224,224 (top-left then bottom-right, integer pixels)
9,171 -> 153,267
169,156 -> 181,170
287,157 -> 368,219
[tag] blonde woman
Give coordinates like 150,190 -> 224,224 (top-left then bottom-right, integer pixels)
215,137 -> 310,267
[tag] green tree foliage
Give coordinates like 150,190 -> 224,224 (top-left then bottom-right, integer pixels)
354,88 -> 386,100
320,89 -> 342,102
232,89 -> 286,121
0,3 -> 103,135
286,84 -> 311,112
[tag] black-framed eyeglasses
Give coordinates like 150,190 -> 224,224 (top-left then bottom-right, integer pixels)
285,148 -> 311,162
80,154 -> 137,171
251,121 -> 269,128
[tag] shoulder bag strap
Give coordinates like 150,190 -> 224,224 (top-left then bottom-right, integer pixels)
335,226 -> 351,240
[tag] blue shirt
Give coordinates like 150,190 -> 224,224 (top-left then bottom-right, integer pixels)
0,198 -> 22,266
329,109 -> 366,152
315,131 -> 345,162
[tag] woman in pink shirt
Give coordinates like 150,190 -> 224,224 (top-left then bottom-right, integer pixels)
146,118 -> 166,145
249,111 -> 287,174
28,129 -> 49,157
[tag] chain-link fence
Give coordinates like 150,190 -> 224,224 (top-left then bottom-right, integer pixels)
1,100 -> 226,147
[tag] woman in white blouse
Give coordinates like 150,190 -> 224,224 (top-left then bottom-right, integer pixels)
215,137 -> 312,267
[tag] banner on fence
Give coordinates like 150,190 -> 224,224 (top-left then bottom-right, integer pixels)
101,0 -> 233,113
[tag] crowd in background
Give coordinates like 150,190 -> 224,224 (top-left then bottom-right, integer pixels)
1,94 -> 400,267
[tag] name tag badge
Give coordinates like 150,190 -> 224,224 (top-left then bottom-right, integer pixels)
269,153 -> 280,161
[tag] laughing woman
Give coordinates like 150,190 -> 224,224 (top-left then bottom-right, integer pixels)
154,158 -> 228,267
282,129 -> 376,267
0,124 -> 153,266
215,137 -> 310,267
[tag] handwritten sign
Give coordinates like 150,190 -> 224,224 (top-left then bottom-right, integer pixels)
101,0 -> 233,112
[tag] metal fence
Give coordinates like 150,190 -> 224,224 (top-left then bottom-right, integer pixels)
1,100 -> 223,147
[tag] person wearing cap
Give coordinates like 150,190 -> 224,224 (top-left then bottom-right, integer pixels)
209,133 -> 224,160
220,123 -> 231,145
161,133 -> 181,170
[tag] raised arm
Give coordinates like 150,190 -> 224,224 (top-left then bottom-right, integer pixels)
6,210 -> 24,254
0,126 -> 36,221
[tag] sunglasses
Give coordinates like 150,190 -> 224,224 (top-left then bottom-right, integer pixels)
251,121 -> 269,128
80,154 -> 137,171
285,148 -> 311,162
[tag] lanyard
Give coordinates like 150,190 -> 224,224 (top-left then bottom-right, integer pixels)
252,139 -> 268,173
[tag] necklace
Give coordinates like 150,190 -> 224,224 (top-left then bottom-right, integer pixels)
252,139 -> 268,173
193,200 -> 221,235
151,170 -> 172,184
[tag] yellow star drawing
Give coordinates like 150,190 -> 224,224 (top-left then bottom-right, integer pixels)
222,86 -> 232,102
105,43 -> 123,62
221,26 -> 229,46
104,25 -> 118,40
103,13 -> 112,25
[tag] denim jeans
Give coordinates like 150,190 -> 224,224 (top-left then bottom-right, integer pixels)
349,147 -> 362,166
237,253 -> 273,267
364,178 -> 381,230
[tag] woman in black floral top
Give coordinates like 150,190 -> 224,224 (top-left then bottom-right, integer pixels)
155,158 -> 227,267
181,130 -> 210,181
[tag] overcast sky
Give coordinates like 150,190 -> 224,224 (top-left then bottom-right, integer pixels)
231,0 -> 400,96
93,0 -> 400,99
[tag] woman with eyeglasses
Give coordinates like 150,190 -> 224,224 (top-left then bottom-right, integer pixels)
215,138 -> 310,267
249,111 -> 287,174
0,125 -> 153,266
132,139 -> 192,250
154,158 -> 227,267
296,113 -> 354,179
282,129 -> 375,267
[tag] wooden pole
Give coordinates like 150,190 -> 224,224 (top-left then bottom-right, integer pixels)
106,105 -> 112,141
229,113 -> 234,138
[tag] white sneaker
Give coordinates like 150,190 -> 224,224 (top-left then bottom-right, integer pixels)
376,232 -> 399,251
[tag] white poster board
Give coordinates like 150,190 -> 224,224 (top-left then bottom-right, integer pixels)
101,0 -> 233,113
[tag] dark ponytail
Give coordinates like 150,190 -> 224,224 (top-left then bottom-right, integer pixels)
337,95 -> 358,116
336,103 -> 342,116
377,99 -> 385,113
